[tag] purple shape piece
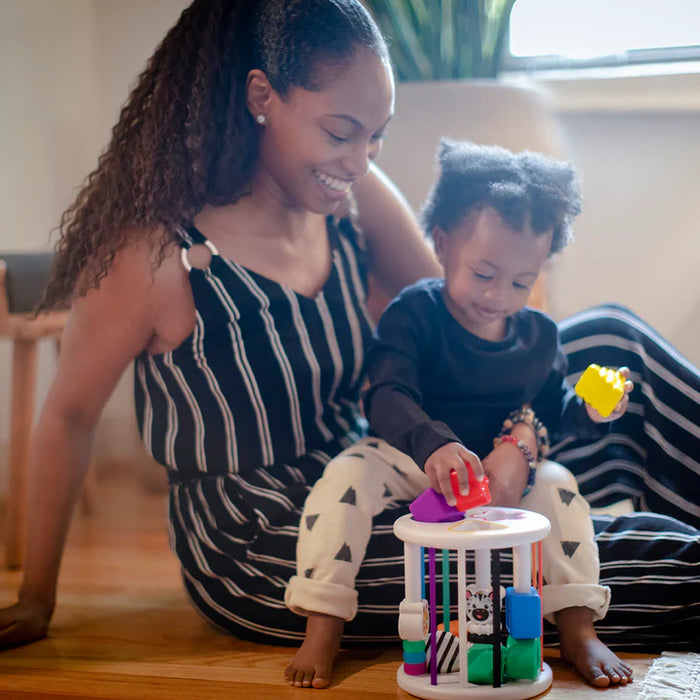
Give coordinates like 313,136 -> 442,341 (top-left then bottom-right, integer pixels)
429,548 -> 437,686
410,488 -> 462,522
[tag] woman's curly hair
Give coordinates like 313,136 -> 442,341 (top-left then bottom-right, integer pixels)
41,0 -> 387,310
420,139 -> 582,256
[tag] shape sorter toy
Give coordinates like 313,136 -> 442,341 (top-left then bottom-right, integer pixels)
394,506 -> 552,699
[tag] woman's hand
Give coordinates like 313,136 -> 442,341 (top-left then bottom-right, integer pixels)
424,442 -> 483,506
0,592 -> 53,649
585,366 -> 634,423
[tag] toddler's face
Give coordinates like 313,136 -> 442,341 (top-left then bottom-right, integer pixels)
434,207 -> 552,342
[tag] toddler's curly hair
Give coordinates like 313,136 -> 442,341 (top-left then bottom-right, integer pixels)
420,139 -> 582,256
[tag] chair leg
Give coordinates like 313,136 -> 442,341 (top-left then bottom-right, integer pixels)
6,338 -> 38,569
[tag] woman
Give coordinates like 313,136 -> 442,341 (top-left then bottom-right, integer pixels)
0,0 -> 697,692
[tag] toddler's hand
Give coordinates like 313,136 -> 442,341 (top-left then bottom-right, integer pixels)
586,366 -> 634,423
424,442 -> 483,506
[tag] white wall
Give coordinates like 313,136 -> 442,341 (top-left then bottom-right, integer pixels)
551,111 -> 700,362
0,0 -> 100,250
1,2 -> 699,495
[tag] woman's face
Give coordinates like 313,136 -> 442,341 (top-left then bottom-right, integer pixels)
255,48 -> 395,214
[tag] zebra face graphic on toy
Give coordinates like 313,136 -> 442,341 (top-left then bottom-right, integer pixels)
465,584 -> 505,641
465,586 -> 493,630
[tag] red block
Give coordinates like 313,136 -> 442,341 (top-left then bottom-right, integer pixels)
451,468 -> 491,511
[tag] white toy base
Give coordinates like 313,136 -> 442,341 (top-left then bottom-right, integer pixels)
397,662 -> 552,700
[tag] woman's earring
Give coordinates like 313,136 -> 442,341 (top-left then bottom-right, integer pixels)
256,114 -> 266,125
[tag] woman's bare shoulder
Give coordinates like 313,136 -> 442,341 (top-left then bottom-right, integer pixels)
42,231 -> 192,425
73,228 -> 196,356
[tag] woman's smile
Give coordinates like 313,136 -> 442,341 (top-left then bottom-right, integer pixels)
313,169 -> 353,197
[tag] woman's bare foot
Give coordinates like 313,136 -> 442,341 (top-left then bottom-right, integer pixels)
556,607 -> 634,688
284,613 -> 344,689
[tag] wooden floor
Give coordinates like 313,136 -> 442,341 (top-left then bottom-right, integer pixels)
0,469 -> 655,699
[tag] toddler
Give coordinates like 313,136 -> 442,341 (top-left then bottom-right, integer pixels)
285,140 -> 634,689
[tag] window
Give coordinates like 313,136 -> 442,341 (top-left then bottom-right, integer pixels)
504,0 -> 700,71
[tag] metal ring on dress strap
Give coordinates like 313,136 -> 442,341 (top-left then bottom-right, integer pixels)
203,239 -> 219,255
180,239 -> 220,272
180,246 -> 192,272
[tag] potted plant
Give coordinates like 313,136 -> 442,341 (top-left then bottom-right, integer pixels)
363,0 -> 561,310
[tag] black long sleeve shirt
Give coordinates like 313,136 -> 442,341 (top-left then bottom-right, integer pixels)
364,279 -> 600,469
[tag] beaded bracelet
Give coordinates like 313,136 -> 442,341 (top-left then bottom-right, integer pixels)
494,434 -> 537,496
499,406 -> 550,460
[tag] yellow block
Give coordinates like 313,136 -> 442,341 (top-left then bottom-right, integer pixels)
574,364 -> 625,418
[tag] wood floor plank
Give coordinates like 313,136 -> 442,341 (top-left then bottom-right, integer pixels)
0,471 -> 657,699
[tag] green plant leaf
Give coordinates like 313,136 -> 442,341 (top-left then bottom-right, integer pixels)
363,0 -> 516,80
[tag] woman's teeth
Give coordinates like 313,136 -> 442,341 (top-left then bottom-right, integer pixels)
314,171 -> 351,193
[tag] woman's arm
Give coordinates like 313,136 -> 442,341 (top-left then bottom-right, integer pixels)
0,239 -> 165,649
354,163 -> 441,299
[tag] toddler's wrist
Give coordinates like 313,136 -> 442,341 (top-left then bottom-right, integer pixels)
510,422 -> 537,455
497,405 -> 550,497
500,405 -> 550,461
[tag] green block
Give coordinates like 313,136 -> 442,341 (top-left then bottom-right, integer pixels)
467,643 -> 505,685
402,639 -> 425,653
505,636 -> 541,680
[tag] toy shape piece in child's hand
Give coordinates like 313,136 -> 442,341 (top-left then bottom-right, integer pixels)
409,488 -> 463,523
410,459 -> 491,522
574,363 -> 625,418
450,466 -> 491,511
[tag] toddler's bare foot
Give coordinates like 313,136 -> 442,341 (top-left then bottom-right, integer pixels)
556,606 -> 633,688
284,613 -> 344,689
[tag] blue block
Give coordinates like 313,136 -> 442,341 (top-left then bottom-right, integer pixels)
505,586 -> 541,640
403,650 -> 426,664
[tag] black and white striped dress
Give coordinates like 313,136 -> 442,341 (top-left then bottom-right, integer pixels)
134,220 -> 699,650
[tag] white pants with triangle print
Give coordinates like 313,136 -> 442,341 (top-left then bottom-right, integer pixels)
285,437 -> 610,624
